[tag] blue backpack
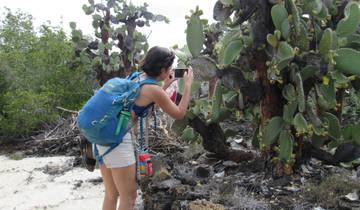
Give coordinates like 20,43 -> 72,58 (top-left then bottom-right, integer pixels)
77,72 -> 157,162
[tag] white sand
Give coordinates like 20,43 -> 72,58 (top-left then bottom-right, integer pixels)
0,155 -> 142,210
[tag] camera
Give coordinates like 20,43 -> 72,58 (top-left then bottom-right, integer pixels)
174,68 -> 188,78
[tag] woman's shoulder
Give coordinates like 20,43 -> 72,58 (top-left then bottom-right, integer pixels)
136,83 -> 164,106
141,83 -> 167,100
141,83 -> 162,93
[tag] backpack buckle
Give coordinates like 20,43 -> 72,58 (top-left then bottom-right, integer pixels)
99,115 -> 108,124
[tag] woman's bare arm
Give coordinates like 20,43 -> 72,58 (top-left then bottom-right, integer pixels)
149,85 -> 190,119
145,68 -> 193,119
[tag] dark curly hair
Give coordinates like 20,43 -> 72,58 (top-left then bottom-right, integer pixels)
140,46 -> 175,77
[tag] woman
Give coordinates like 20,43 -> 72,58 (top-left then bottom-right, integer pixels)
96,46 -> 193,210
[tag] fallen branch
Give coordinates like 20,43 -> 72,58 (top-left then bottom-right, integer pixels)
56,106 -> 78,114
44,122 -> 64,139
31,134 -> 77,143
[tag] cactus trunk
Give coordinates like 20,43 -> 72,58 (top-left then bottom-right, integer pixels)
254,51 -> 282,120
189,116 -> 253,162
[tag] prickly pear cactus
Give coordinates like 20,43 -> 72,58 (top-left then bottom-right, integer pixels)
179,0 -> 360,174
70,0 -> 168,85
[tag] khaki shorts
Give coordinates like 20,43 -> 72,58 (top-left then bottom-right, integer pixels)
95,133 -> 136,168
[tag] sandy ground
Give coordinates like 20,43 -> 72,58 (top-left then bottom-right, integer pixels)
0,155 -> 142,210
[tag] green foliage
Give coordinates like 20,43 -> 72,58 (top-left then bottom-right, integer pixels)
181,0 -> 360,170
319,28 -> 334,58
336,2 -> 360,37
315,81 -> 337,110
189,56 -> 218,81
282,84 -> 297,102
342,88 -> 360,117
267,34 -> 278,48
335,48 -> 360,76
181,127 -> 200,143
271,4 -> 288,32
292,20 -> 310,51
268,41 -> 295,81
293,113 -> 308,135
177,79 -> 202,96
322,112 -> 341,140
352,122 -> 360,146
186,7 -> 204,58
0,90 -> 57,137
0,69 -> 9,113
283,101 -> 297,123
276,42 -> 295,71
294,73 -> 305,113
289,0 -> 301,33
211,80 -> 223,122
171,117 -> 189,136
216,30 -> 243,67
262,117 -> 284,146
0,9 -> 93,139
278,129 -> 294,162
306,175 -> 360,208
72,0 -> 168,81
220,39 -> 243,66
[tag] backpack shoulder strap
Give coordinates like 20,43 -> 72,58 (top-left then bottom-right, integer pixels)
127,71 -> 142,81
139,78 -> 158,86
127,71 -> 158,86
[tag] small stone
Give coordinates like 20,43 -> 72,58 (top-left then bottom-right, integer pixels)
153,167 -> 171,182
344,190 -> 359,201
188,199 -> 225,210
88,177 -> 102,184
171,185 -> 188,197
284,186 -> 300,192
313,207 -> 326,210
152,159 -> 171,182
213,171 -> 225,178
222,160 -> 238,168
260,186 -> 272,198
73,180 -> 83,189
300,177 -> 306,184
178,174 -> 197,186
234,138 -> 243,144
190,160 -> 198,165
301,164 -> 311,174
151,178 -> 181,191
182,143 -> 205,160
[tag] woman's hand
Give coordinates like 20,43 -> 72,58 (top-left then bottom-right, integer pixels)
183,67 -> 193,88
162,69 -> 176,90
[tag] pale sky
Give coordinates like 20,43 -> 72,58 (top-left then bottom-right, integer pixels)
0,0 -> 216,48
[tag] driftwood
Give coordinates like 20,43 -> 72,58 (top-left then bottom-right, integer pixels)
32,135 -> 77,143
56,106 -> 78,114
44,121 -> 64,139
13,114 -> 82,156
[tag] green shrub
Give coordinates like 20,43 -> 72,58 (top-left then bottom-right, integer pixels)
0,9 -> 93,139
0,90 -> 58,138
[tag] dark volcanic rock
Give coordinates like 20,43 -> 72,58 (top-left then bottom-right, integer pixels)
194,165 -> 211,179
150,178 -> 181,191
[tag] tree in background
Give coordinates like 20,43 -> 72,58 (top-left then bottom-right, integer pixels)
70,0 -> 169,86
0,9 -> 92,140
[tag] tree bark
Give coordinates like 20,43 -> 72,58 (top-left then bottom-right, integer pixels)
253,51 -> 282,120
189,116 -> 228,157
189,116 -> 253,162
